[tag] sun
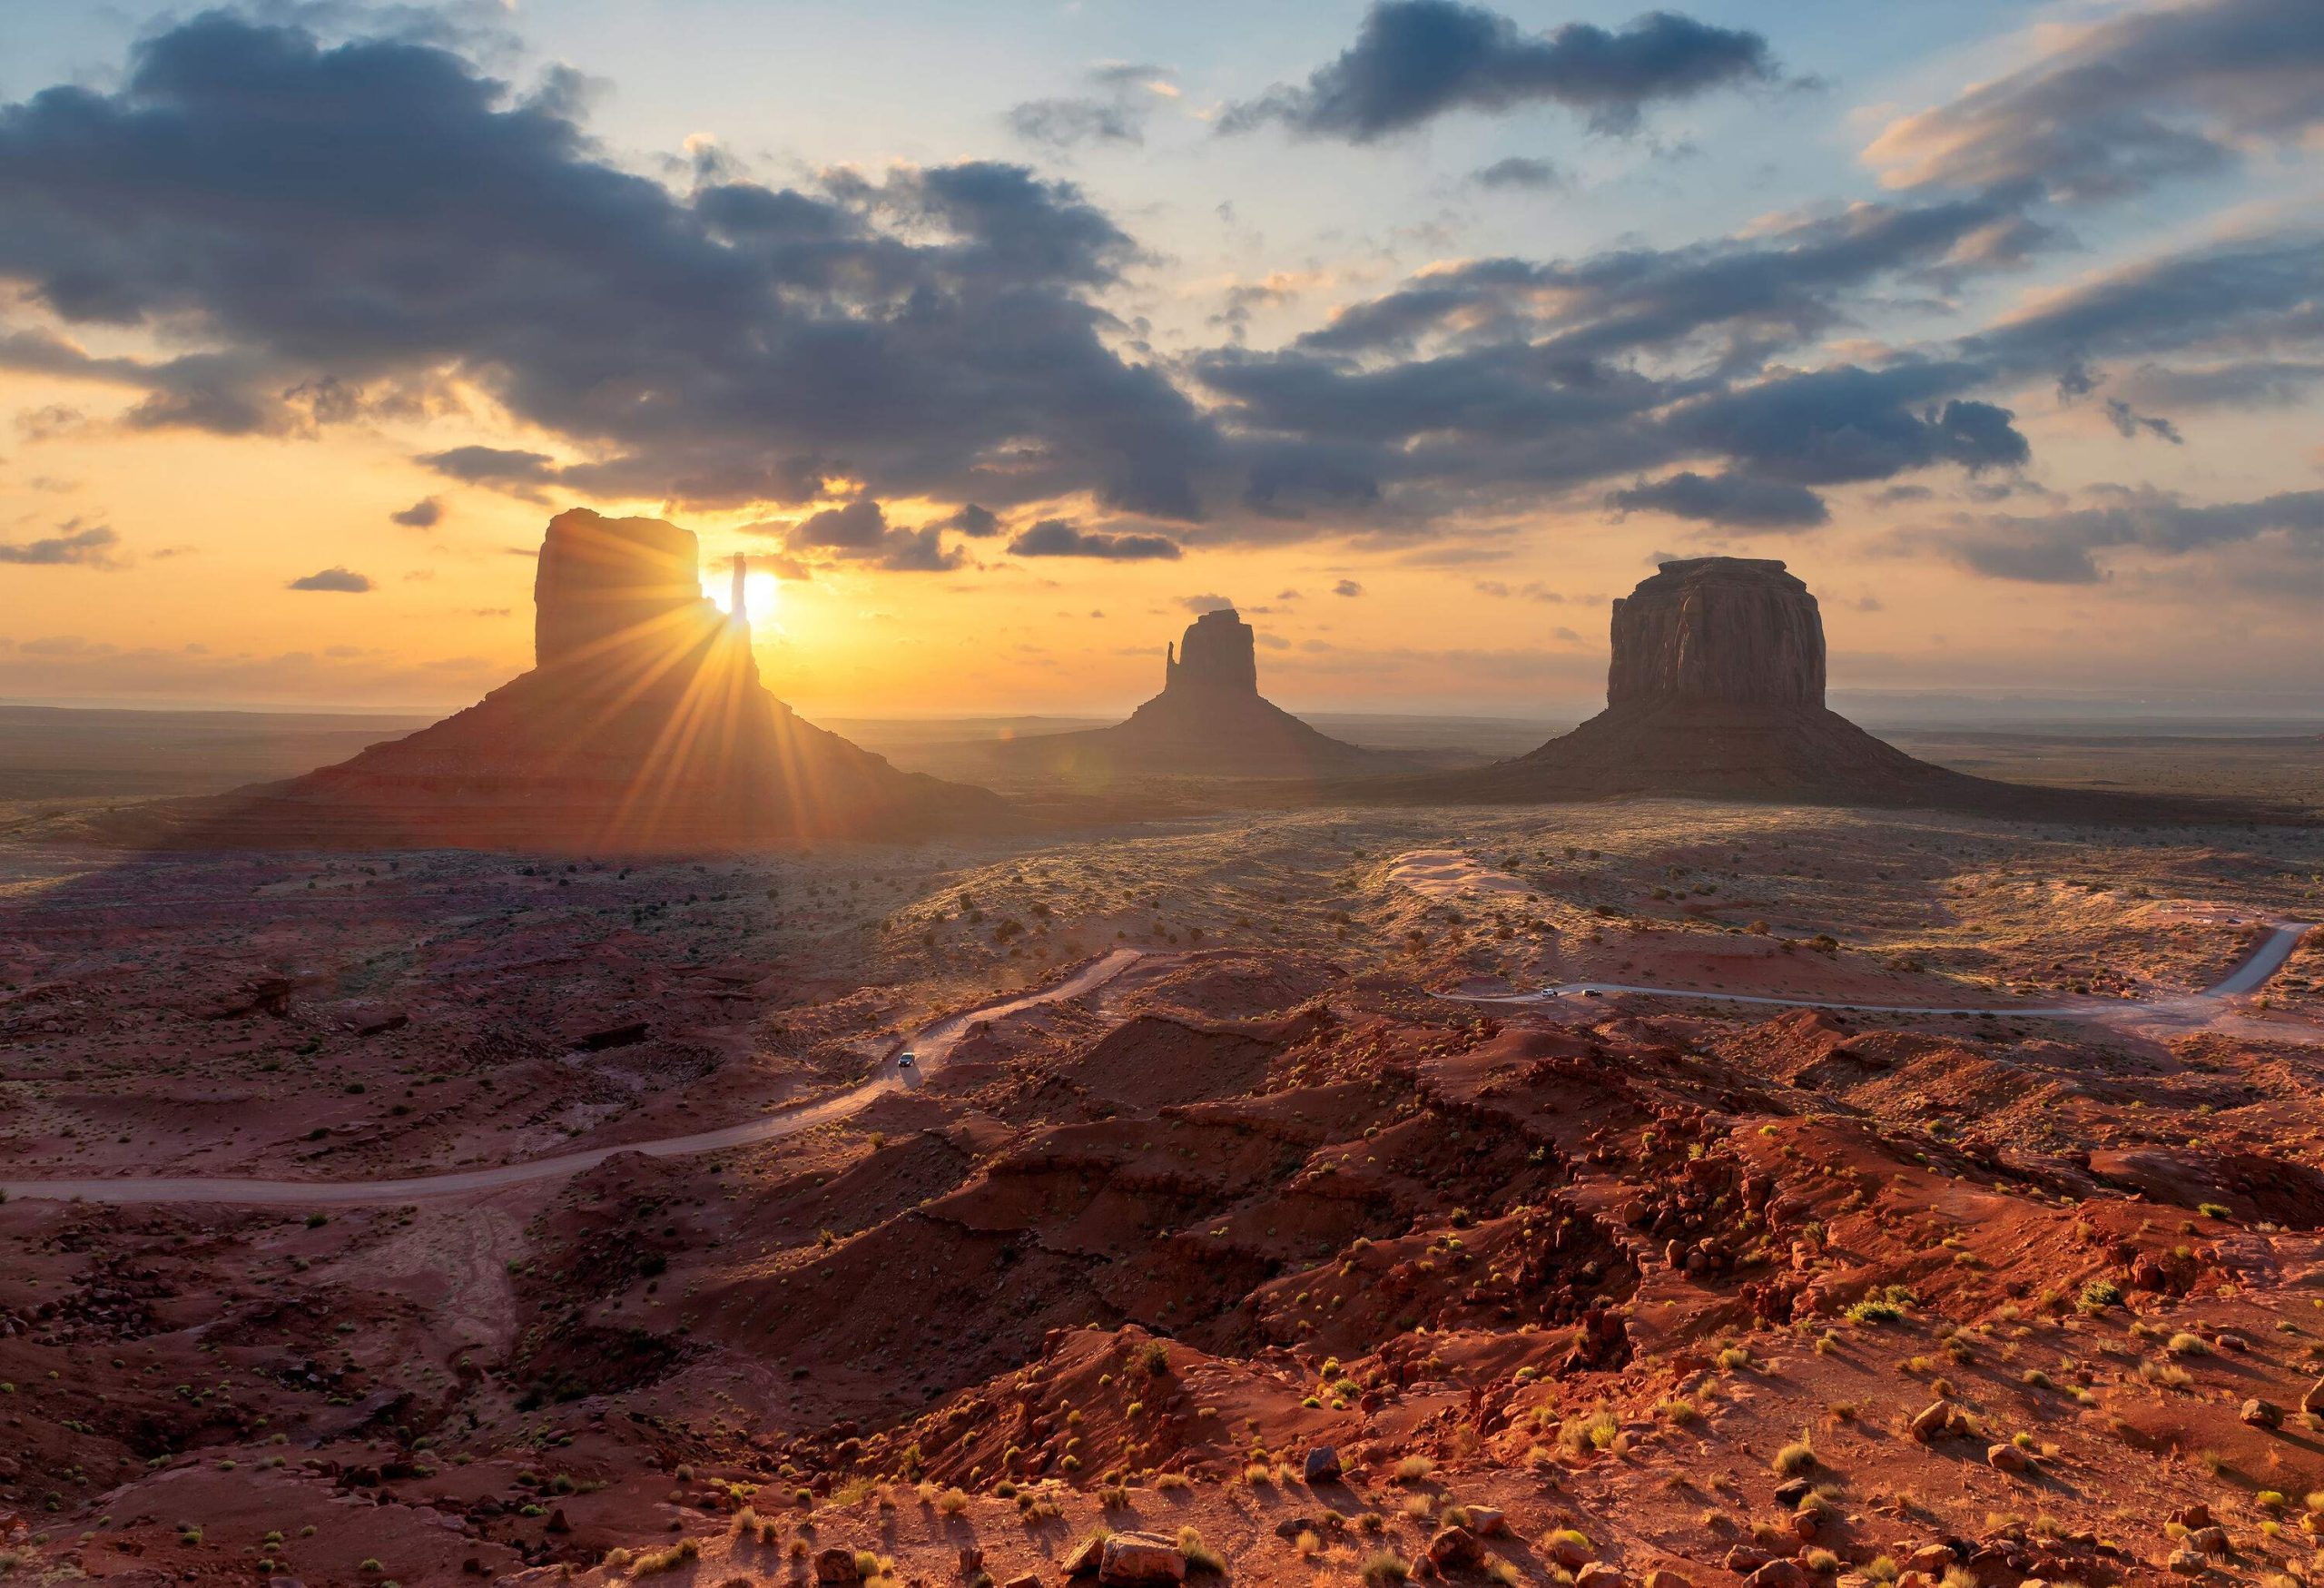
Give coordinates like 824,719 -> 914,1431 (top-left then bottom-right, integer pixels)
704,569 -> 781,625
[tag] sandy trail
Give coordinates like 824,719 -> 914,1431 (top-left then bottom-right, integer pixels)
0,948 -> 1144,1207
1385,849 -> 1532,899
1449,922 -> 2315,1021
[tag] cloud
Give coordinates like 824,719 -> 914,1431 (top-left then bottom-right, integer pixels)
14,403 -> 85,440
941,503 -> 1000,538
1607,469 -> 1828,528
1668,368 -> 2029,484
287,567 -> 374,592
0,13 -> 1213,522
1471,155 -> 1561,190
1009,63 -> 1177,149
783,498 -> 963,572
1222,0 -> 1780,142
389,495 -> 444,528
1333,578 -> 1364,597
1915,486 -> 2324,586
1178,592 -> 1235,611
1008,518 -> 1182,560
0,520 -> 120,567
1865,0 -> 2324,202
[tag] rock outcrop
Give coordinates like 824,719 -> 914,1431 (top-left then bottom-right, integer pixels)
1335,557 -> 2253,818
168,510 -> 1007,853
1164,608 -> 1261,695
1607,557 -> 1823,709
989,607 -> 1415,780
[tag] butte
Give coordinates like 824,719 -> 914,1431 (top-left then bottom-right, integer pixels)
987,607 -> 1419,780
169,510 -> 1006,853
1342,556 -> 2274,819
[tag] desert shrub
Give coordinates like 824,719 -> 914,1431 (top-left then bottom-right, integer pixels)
1557,1408 -> 1620,1457
1772,1436 -> 1817,1476
1177,1527 -> 1223,1575
1363,1552 -> 1410,1588
1394,1455 -> 1433,1483
634,1540 -> 702,1575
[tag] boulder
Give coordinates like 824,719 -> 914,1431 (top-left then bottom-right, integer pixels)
1005,1575 -> 1041,1588
1098,1533 -> 1187,1585
1908,1402 -> 1954,1443
1302,1446 -> 1342,1484
2188,1526 -> 2230,1558
960,1548 -> 986,1574
1062,1536 -> 1105,1577
1575,1566 -> 1628,1588
1427,1526 -> 1483,1570
2303,1377 -> 2324,1415
1986,1443 -> 2030,1474
1743,1563 -> 1807,1588
2240,1397 -> 2281,1429
2169,1504 -> 2211,1531
1644,1572 -> 1694,1588
1466,1507 -> 1505,1536
815,1548 -> 863,1585
1721,1547 -> 1773,1574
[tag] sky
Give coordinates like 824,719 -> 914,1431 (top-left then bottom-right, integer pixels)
0,0 -> 2319,719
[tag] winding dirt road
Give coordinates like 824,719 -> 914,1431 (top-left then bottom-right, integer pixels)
1448,922 -> 2315,1019
1,948 -> 1145,1208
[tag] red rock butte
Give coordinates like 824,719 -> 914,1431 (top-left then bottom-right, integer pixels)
167,509 -> 1006,853
992,607 -> 1415,779
1344,556 -> 2265,818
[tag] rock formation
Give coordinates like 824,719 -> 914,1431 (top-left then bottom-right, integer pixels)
1606,557 -> 1824,709
172,509 -> 1006,853
990,607 -> 1416,780
1342,557 -> 2245,817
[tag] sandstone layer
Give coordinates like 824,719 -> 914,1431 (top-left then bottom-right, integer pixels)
167,509 -> 1006,853
989,607 -> 1415,780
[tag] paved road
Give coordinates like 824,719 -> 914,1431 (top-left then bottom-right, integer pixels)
1446,922 -> 2314,1019
1,948 -> 1145,1208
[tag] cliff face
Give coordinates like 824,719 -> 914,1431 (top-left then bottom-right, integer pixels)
1607,557 -> 1825,709
534,510 -> 713,669
1164,608 -> 1260,695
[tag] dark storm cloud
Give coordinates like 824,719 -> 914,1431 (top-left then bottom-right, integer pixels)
0,521 -> 121,567
785,498 -> 964,573
1868,0 -> 2324,202
0,13 -> 1213,522
389,496 -> 443,528
287,566 -> 373,591
1008,518 -> 1183,560
1222,1 -> 1779,141
1607,469 -> 1828,528
1920,487 -> 2324,585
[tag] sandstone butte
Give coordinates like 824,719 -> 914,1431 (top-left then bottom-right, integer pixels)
990,607 -> 1418,780
1334,556 -> 2273,820
165,509 -> 1009,853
